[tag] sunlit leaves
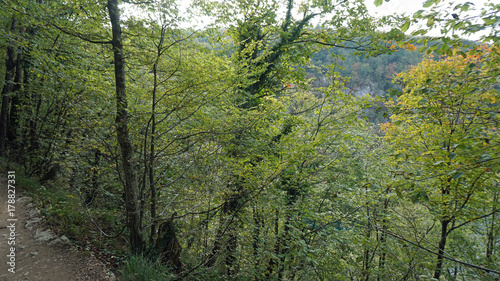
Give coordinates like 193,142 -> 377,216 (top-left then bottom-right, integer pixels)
400,20 -> 411,32
384,46 -> 500,226
423,0 -> 438,8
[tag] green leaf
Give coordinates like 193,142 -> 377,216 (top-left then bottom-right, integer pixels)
427,17 -> 435,27
477,154 -> 492,163
452,171 -> 464,179
423,0 -> 436,8
460,2 -> 472,12
414,10 -> 425,18
395,189 -> 404,199
374,0 -> 383,7
401,20 -> 411,32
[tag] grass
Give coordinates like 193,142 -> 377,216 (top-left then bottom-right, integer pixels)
118,255 -> 176,281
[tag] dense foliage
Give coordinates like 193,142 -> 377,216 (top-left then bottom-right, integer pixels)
1,0 -> 499,280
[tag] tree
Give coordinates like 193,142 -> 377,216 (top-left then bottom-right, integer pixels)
107,0 -> 146,255
0,17 -> 17,157
187,1 -> 405,276
383,46 -> 500,279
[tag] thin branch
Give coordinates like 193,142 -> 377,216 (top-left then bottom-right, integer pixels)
52,24 -> 112,44
448,208 -> 500,234
121,0 -> 155,4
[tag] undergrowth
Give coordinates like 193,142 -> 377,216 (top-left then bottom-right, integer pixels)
119,255 -> 176,281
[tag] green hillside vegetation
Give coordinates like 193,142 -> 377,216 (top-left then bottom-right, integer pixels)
310,38 -> 480,94
311,43 -> 423,94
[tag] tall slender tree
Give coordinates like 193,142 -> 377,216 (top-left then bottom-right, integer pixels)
107,0 -> 145,254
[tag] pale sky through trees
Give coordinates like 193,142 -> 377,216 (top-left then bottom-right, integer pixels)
365,0 -> 424,16
365,0 -> 489,16
365,0 -> 492,40
123,0 -> 492,41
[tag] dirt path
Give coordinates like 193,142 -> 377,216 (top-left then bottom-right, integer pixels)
0,174 -> 116,281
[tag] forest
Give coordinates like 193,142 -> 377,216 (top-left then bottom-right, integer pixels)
0,0 -> 499,280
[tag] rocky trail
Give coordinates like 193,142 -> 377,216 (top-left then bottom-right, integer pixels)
0,174 -> 116,281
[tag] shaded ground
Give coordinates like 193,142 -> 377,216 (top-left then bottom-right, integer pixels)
0,174 -> 116,281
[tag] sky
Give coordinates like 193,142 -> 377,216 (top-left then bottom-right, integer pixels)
364,0 -> 490,17
124,0 -> 494,41
365,0 -> 425,17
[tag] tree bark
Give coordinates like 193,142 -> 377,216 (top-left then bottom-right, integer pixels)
378,193 -> 390,280
148,63 -> 157,245
85,149 -> 101,205
156,215 -> 182,273
7,51 -> 23,147
252,205 -> 263,273
148,27 -> 163,244
486,192 -> 497,263
0,18 -> 17,157
433,219 -> 450,279
107,0 -> 145,255
363,206 -> 372,281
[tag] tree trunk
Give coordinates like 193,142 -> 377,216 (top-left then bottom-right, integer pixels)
7,51 -> 23,148
0,18 -> 17,157
148,33 -> 161,244
486,192 -> 497,264
223,191 -> 241,277
107,0 -> 145,255
148,85 -> 157,245
265,209 -> 280,278
225,225 -> 238,277
252,205 -> 263,274
84,149 -> 101,205
378,193 -> 390,280
433,219 -> 450,279
205,215 -> 224,267
27,93 -> 41,156
266,179 -> 299,279
156,214 -> 182,273
363,206 -> 372,281
204,190 -> 242,276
